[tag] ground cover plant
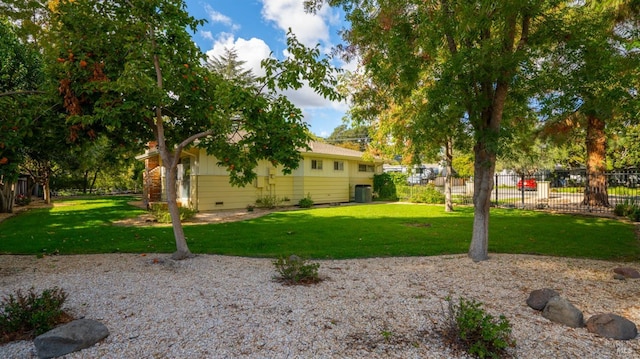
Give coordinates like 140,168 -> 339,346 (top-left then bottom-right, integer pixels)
272,254 -> 321,285
0,197 -> 638,261
149,203 -> 197,223
437,296 -> 515,358
0,287 -> 72,343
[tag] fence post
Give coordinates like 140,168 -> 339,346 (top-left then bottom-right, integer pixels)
521,173 -> 525,208
495,174 -> 498,205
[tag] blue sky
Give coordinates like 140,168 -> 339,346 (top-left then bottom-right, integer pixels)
183,0 -> 352,138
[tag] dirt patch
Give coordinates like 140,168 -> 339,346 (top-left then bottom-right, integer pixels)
403,222 -> 432,228
113,206 -> 285,227
0,200 -> 52,224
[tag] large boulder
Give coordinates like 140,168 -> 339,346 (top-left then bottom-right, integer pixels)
526,288 -> 560,311
613,267 -> 640,279
34,319 -> 109,359
586,313 -> 638,340
542,296 -> 584,328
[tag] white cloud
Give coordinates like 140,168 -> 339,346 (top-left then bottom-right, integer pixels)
205,34 -> 271,77
283,85 -> 345,110
205,5 -> 240,32
200,31 -> 214,41
204,34 -> 344,111
260,0 -> 334,47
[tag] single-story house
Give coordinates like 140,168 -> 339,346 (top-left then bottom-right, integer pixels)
137,141 -> 383,211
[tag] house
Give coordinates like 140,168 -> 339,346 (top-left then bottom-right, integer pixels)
137,141 -> 383,210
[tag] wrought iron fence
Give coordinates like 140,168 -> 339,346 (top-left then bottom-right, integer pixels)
399,169 -> 640,215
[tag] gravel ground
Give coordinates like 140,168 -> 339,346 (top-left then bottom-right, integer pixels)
1,253 -> 639,358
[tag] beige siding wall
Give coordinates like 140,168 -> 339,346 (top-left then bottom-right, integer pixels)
349,177 -> 374,201
197,175 -> 265,211
191,149 -> 381,210
302,177 -> 350,204
347,161 -> 377,201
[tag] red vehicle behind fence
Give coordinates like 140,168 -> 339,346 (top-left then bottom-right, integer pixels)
517,178 -> 537,191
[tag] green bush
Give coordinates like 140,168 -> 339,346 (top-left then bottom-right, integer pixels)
255,195 -> 281,209
373,172 -> 406,200
409,184 -> 445,204
149,203 -> 197,223
272,255 -> 321,285
298,193 -> 314,208
613,198 -> 640,222
14,194 -> 31,206
0,287 -> 70,343
438,297 -> 515,359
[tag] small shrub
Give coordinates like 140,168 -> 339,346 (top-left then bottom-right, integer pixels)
14,194 -> 31,206
437,296 -> 515,359
298,193 -> 314,208
273,255 -> 321,285
149,203 -> 197,223
255,195 -> 281,209
409,184 -> 445,204
614,198 -> 640,221
0,287 -> 71,343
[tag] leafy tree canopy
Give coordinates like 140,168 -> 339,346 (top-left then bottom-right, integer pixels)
47,0 -> 342,258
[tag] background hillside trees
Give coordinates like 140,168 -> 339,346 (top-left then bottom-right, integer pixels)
0,18 -> 45,212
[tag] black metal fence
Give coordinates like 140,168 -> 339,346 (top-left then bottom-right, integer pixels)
400,169 -> 640,215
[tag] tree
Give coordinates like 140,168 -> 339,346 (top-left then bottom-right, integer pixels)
610,124 -> 640,169
0,18 -> 44,212
311,0 -> 566,261
0,0 -> 51,45
206,48 -> 256,87
535,3 -> 639,207
48,0 -> 341,259
326,123 -> 370,151
340,68 -> 468,212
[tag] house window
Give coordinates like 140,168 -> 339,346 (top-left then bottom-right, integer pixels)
358,164 -> 375,172
334,161 -> 344,171
311,159 -> 323,170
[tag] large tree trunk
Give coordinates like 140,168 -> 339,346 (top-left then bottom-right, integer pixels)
444,138 -> 454,212
0,180 -> 16,213
468,79 -> 507,262
43,177 -> 51,204
469,141 -> 496,262
583,115 -> 609,206
89,169 -> 99,194
82,170 -> 89,194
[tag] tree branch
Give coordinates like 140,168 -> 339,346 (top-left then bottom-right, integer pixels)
175,130 -> 214,154
517,14 -> 531,51
0,90 -> 47,97
441,0 -> 458,54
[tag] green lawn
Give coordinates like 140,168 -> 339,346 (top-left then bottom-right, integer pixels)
1,196 -> 638,261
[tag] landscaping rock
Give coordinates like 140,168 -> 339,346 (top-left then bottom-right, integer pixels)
526,288 -> 560,311
586,313 -> 638,340
542,296 -> 584,328
613,267 -> 640,279
34,319 -> 109,359
614,274 -> 626,280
